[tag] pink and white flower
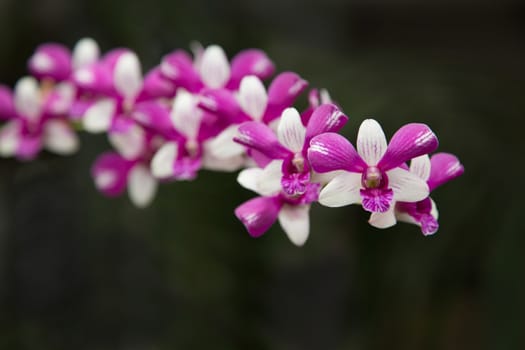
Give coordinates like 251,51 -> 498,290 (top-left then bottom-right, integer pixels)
91,121 -> 162,208
201,72 -> 308,161
234,104 -> 348,245
28,38 -> 100,83
369,153 -> 464,235
160,44 -> 275,92
0,77 -> 78,160
308,119 -> 439,213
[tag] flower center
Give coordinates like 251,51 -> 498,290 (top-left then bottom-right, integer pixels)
292,153 -> 304,173
185,139 -> 199,158
362,166 -> 386,189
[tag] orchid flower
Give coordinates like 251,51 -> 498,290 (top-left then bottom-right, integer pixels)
233,104 -> 348,245
369,153 -> 464,235
76,49 -> 174,133
308,119 -> 439,213
0,77 -> 78,160
28,38 -> 100,83
200,72 -> 308,161
91,121 -> 162,208
160,44 -> 275,93
150,88 -> 245,181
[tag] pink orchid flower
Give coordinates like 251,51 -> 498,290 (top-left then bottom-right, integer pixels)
308,119 -> 439,213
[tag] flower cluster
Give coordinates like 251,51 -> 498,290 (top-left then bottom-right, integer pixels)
0,38 -> 464,245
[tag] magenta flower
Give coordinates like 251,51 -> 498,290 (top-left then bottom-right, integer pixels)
75,50 -> 174,133
233,104 -> 348,245
160,44 -> 275,93
28,38 -> 100,83
91,122 -> 162,208
0,77 -> 78,160
308,119 -> 438,213
202,72 -> 308,162
149,88 -> 245,181
369,153 -> 464,235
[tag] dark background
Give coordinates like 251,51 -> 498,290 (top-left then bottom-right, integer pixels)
0,0 -> 524,349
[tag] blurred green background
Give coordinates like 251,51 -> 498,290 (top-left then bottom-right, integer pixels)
0,0 -> 524,349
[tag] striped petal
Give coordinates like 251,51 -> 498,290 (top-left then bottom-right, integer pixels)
356,119 -> 387,166
318,172 -> 362,207
235,121 -> 291,160
238,75 -> 268,121
428,153 -> 464,191
235,196 -> 282,237
308,133 -> 366,173
378,123 -> 438,171
304,103 -> 348,146
277,108 -> 306,153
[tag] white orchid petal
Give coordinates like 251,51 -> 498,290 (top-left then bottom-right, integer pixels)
410,154 -> 431,181
202,153 -> 245,172
205,125 -> 245,159
14,77 -> 41,121
238,75 -> 268,120
257,159 -> 283,196
0,121 -> 21,157
114,52 -> 143,100
319,172 -> 362,207
388,167 -> 429,202
369,206 -> 397,229
108,123 -> 145,160
128,165 -> 157,208
237,168 -> 264,193
83,99 -> 116,133
357,119 -> 387,165
278,204 -> 310,246
277,108 -> 306,153
151,142 -> 178,178
200,45 -> 230,88
72,37 -> 100,69
171,89 -> 202,139
44,120 -> 79,155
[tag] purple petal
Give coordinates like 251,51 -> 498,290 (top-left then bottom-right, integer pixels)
198,88 -> 250,124
91,152 -> 134,197
360,188 -> 394,213
0,85 -> 15,120
263,72 -> 308,123
73,63 -> 114,95
28,43 -> 72,81
247,148 -> 273,168
100,48 -> 130,70
17,132 -> 43,161
160,50 -> 203,92
173,156 -> 202,181
234,196 -> 282,237
137,67 -> 176,101
235,121 -> 291,160
304,103 -> 348,147
132,100 -> 174,135
308,132 -> 366,173
428,152 -> 464,191
377,123 -> 439,171
227,49 -> 275,89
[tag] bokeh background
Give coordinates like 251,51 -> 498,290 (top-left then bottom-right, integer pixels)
0,0 -> 524,349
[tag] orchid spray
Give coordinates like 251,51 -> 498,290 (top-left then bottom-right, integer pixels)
0,38 -> 464,245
